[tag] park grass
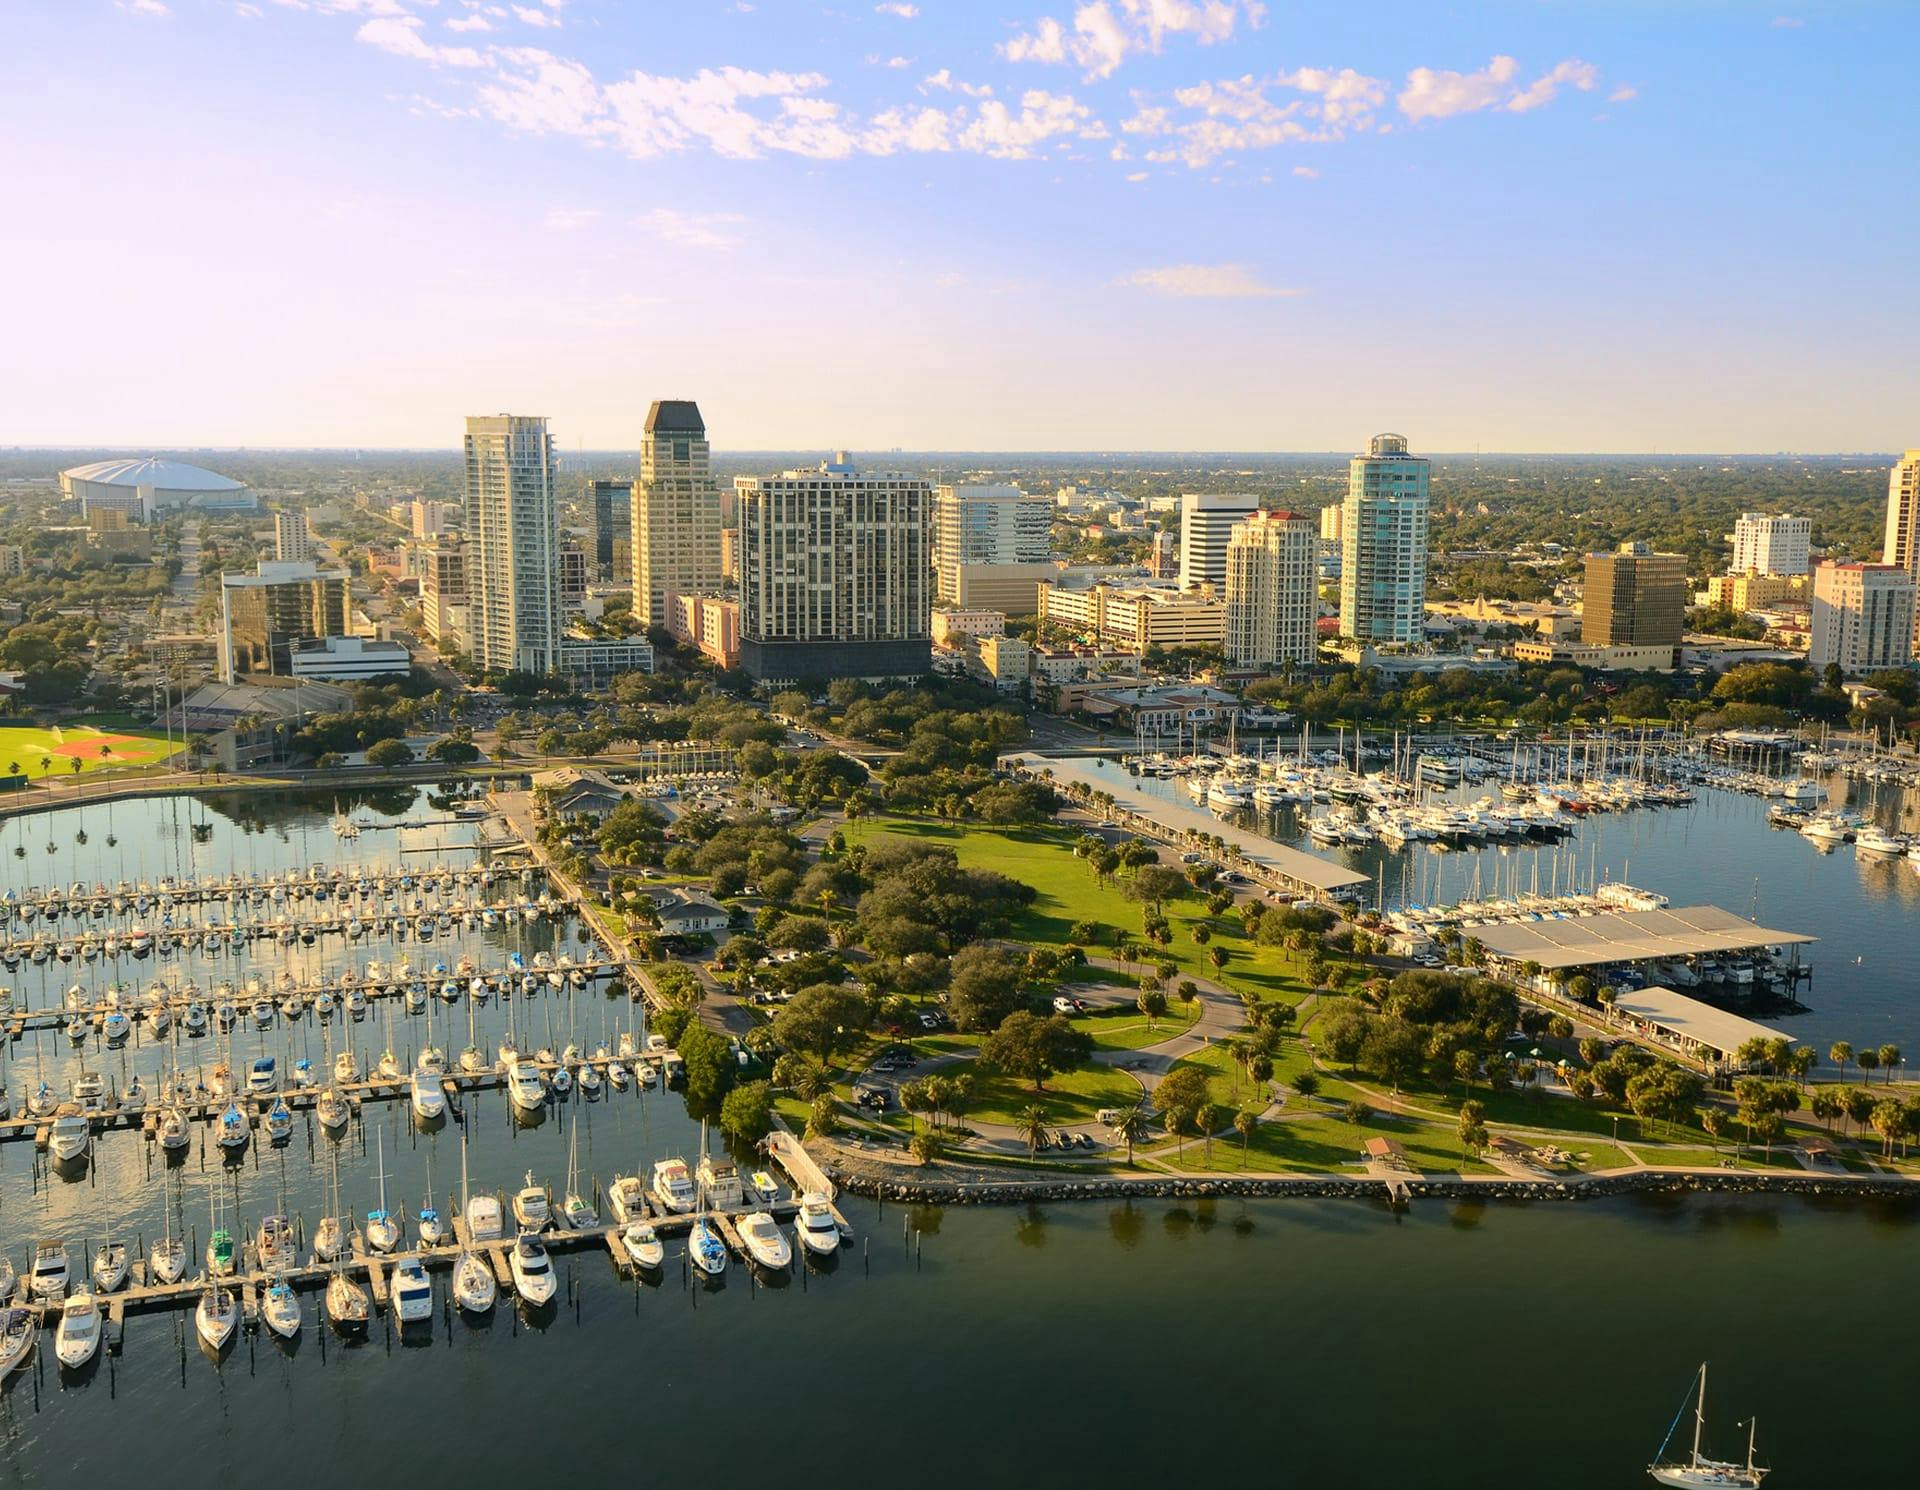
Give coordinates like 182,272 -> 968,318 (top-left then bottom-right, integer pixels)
1072,1003 -> 1201,1053
931,1056 -> 1144,1128
0,724 -> 180,781
844,815 -> 1325,1007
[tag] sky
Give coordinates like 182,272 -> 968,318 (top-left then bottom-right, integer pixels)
2,1 -> 1916,453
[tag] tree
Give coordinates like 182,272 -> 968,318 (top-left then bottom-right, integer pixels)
1701,1107 -> 1729,1153
982,1012 -> 1091,1092
1877,1044 -> 1902,1083
1233,1105 -> 1259,1164
769,983 -> 873,1062
1112,1102 -> 1151,1164
678,1024 -> 736,1108
1842,1086 -> 1875,1137
1137,985 -> 1168,1028
1829,1041 -> 1853,1077
365,738 -> 413,769
1291,1071 -> 1320,1103
805,1094 -> 838,1139
425,736 -> 480,764
1857,1049 -> 1880,1084
1196,1102 -> 1217,1164
909,1129 -> 945,1165
1125,864 -> 1188,909
718,1080 -> 774,1144
945,944 -> 1027,1032
1018,1103 -> 1050,1159
1152,1065 -> 1211,1151
1452,1047 -> 1479,1097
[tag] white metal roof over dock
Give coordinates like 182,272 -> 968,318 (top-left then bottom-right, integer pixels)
1609,986 -> 1794,1061
1010,754 -> 1369,893
1466,905 -> 1815,970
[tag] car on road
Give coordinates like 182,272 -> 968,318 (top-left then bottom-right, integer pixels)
1051,995 -> 1076,1014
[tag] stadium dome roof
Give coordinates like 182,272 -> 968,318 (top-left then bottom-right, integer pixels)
61,457 -> 246,492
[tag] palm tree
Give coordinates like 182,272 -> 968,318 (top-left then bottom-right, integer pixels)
1877,1044 -> 1902,1084
1857,1049 -> 1880,1085
1018,1104 -> 1049,1160
1196,1102 -> 1217,1165
1112,1102 -> 1150,1165
1233,1106 -> 1259,1166
1829,1041 -> 1853,1078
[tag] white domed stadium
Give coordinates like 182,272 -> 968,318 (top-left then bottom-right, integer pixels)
60,456 -> 256,519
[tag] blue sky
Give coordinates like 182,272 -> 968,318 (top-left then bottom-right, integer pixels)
4,1 -> 1915,452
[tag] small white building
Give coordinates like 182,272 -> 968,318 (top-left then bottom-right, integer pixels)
285,635 -> 411,682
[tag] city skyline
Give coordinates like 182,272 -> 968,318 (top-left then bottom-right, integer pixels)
6,2 -> 1916,453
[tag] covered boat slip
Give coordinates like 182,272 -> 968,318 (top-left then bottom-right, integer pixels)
1463,905 -> 1816,972
1609,986 -> 1796,1065
1009,754 -> 1369,896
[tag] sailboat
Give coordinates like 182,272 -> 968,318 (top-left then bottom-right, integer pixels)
452,1130 -> 497,1314
365,1130 -> 399,1252
195,1274 -> 239,1355
559,1105 -> 596,1229
150,1173 -> 187,1283
1649,1363 -> 1768,1487
322,1144 -> 369,1335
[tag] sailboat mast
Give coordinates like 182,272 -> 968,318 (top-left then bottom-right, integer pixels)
1693,1362 -> 1707,1465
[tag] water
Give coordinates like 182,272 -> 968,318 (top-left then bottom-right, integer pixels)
1067,755 -> 1920,1054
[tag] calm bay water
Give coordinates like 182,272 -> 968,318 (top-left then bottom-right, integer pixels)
3,787 -> 1919,1487
1068,755 -> 1920,1055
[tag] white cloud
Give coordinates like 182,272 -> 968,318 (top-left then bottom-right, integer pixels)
920,68 -> 993,97
1398,55 -> 1595,121
476,47 -> 605,134
1770,16 -> 1805,28
874,2 -> 919,15
543,207 -> 600,231
1126,170 -> 1148,181
117,0 -> 170,15
1505,58 -> 1597,113
1117,263 -> 1298,299
447,13 -> 492,31
1003,1 -> 1261,81
1122,66 -> 1381,166
512,5 -> 561,28
235,1 -> 263,16
1291,164 -> 1317,178
637,208 -> 748,249
357,17 -> 489,67
1607,84 -> 1637,103
864,54 -> 913,69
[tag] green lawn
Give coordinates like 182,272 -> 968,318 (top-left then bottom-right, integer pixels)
934,1056 -> 1144,1128
845,816 -> 1327,1007
1072,1004 -> 1201,1053
0,724 -> 180,781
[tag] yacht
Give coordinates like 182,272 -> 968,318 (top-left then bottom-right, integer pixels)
506,1060 -> 546,1115
54,1288 -> 103,1369
465,1192 -> 504,1243
1854,825 -> 1904,857
247,1056 -> 278,1095
794,1193 -> 841,1257
737,1211 -> 791,1272
512,1171 -> 551,1231
688,1219 -> 728,1277
410,1069 -> 447,1123
620,1222 -> 665,1271
29,1240 -> 70,1302
195,1279 -> 239,1354
1799,813 -> 1852,846
49,1111 -> 92,1167
256,1214 -> 297,1273
651,1158 -> 696,1215
261,1277 -> 302,1341
607,1174 -> 650,1225
696,1153 -> 745,1209
0,1308 -> 34,1381
390,1257 -> 434,1326
749,1169 -> 782,1206
508,1232 -> 557,1306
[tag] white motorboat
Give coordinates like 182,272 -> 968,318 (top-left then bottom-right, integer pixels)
247,1056 -> 278,1095
390,1256 -> 433,1326
794,1193 -> 841,1257
49,1112 -> 92,1166
90,1242 -> 128,1293
696,1153 -> 745,1210
506,1060 -> 546,1115
688,1219 -> 728,1277
465,1194 -> 504,1242
1649,1362 -> 1767,1487
195,1279 -> 239,1354
651,1158 -> 696,1214
256,1214 -> 297,1273
54,1288 -> 102,1369
607,1174 -> 649,1225
0,1308 -> 34,1380
410,1069 -> 447,1123
620,1222 -> 665,1271
511,1170 -> 551,1231
748,1169 -> 781,1206
261,1278 -> 302,1340
29,1240 -> 70,1302
737,1211 -> 791,1272
508,1232 -> 556,1306
1855,825 -> 1904,857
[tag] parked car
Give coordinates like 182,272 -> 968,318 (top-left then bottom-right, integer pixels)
1051,995 -> 1077,1015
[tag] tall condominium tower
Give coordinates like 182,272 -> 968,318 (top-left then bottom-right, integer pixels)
1810,561 -> 1915,672
1728,512 -> 1811,576
1338,433 -> 1429,645
464,413 -> 561,676
1178,492 -> 1261,590
631,399 -> 722,627
273,509 -> 313,564
1224,510 -> 1318,668
735,452 -> 931,683
1885,451 -> 1920,645
931,483 -> 1054,613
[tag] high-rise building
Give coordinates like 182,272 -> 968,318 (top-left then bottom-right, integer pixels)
1729,512 -> 1811,576
274,510 -> 314,564
631,400 -> 721,627
931,483 -> 1055,613
560,543 -> 588,610
1582,542 -> 1687,661
409,500 -> 453,539
1884,450 -> 1920,646
419,538 -> 468,651
464,414 -> 562,676
735,452 -> 931,682
1810,561 -> 1915,672
588,478 -> 632,580
219,560 -> 349,681
1225,510 -> 1318,669
1338,433 -> 1430,645
1145,529 -> 1178,579
1178,492 -> 1260,590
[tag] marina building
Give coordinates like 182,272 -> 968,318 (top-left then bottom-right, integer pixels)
1224,509 -> 1318,669
1808,560 -> 1916,672
631,400 -> 722,628
1728,512 -> 1811,576
218,560 -> 349,682
1338,434 -> 1429,644
735,453 -> 932,683
932,483 -> 1055,613
465,413 -> 563,676
1178,492 -> 1261,591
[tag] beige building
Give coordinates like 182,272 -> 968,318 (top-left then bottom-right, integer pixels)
932,483 -> 1055,614
969,633 -> 1030,693
1583,542 -> 1686,664
631,399 -> 722,628
932,607 -> 1005,648
1038,579 -> 1224,654
274,509 -> 314,564
1883,451 -> 1920,647
1704,572 -> 1808,612
1224,509 -> 1317,669
1510,639 -> 1678,672
0,544 -> 28,577
1809,561 -> 1915,672
666,592 -> 741,670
